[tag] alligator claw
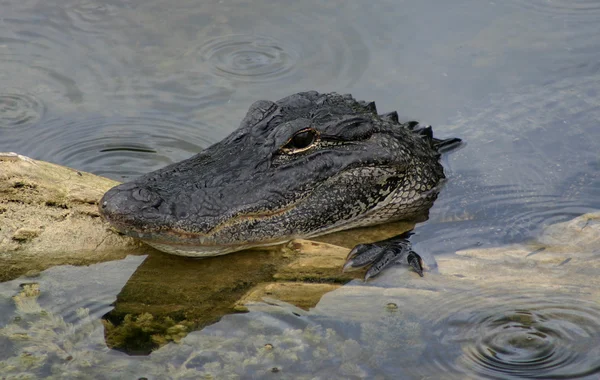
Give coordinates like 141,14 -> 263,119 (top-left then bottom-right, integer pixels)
364,248 -> 401,281
344,244 -> 385,268
407,250 -> 424,277
342,233 -> 425,280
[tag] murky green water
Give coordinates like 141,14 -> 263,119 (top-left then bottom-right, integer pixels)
1,0 -> 600,378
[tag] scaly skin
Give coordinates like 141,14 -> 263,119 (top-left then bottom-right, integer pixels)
99,91 -> 460,278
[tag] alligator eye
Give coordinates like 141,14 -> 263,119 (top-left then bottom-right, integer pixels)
282,128 -> 319,153
290,129 -> 316,148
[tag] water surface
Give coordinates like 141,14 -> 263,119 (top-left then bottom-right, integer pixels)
1,0 -> 599,378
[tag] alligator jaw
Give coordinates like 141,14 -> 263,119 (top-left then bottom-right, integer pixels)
144,238 -> 291,257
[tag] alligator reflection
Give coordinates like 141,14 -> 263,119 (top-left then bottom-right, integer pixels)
102,220 -> 417,355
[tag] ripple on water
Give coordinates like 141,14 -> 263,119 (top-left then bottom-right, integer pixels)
31,114 -> 213,180
419,289 -> 600,379
198,35 -> 299,82
0,90 -> 46,128
0,0 -> 166,119
185,6 -> 369,87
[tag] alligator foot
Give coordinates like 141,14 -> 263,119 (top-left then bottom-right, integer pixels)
342,232 -> 424,280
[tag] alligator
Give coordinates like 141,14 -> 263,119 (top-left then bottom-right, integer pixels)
99,91 -> 461,279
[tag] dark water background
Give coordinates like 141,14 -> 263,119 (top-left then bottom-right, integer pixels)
1,0 -> 599,378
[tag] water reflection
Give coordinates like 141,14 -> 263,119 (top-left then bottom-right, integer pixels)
101,248 -> 304,355
421,289 -> 600,379
100,228 -> 406,354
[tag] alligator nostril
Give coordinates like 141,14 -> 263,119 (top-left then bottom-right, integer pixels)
132,187 -> 153,202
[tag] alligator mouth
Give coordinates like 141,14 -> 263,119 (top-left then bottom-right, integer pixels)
100,190 -> 309,254
101,213 -> 298,257
100,164 -> 417,256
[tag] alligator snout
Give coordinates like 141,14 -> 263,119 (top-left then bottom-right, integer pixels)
99,182 -> 164,229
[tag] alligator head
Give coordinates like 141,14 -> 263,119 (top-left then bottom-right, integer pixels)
99,91 -> 460,256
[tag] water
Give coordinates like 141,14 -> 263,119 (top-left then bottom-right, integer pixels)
198,34 -> 300,82
421,289 -> 600,378
1,0 -> 600,378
